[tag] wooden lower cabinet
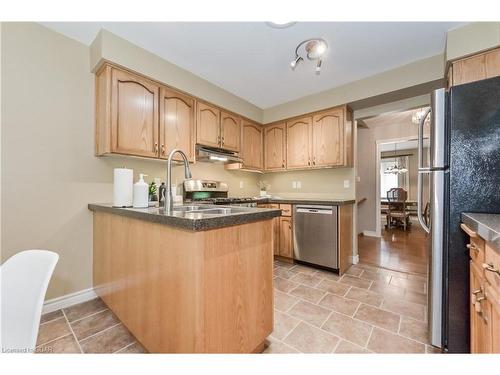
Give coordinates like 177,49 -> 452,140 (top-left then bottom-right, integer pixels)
92,211 -> 273,353
279,216 -> 293,259
470,261 -> 491,353
463,223 -> 500,353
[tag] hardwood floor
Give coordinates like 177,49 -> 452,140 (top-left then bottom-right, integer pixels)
358,219 -> 428,275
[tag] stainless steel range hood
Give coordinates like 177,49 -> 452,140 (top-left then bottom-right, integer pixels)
196,145 -> 243,164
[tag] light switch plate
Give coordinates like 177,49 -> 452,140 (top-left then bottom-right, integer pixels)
344,180 -> 350,188
292,181 -> 297,189
239,181 -> 244,188
297,181 -> 302,189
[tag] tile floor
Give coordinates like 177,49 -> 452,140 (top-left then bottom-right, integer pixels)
265,260 -> 439,354
36,298 -> 147,353
37,261 -> 439,354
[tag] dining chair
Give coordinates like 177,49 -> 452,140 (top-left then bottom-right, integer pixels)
386,188 -> 411,231
1,250 -> 59,353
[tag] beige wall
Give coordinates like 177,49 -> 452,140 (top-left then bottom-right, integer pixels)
0,23 -> 260,300
263,54 -> 444,123
263,168 -> 355,200
446,22 -> 500,61
90,29 -> 263,123
356,118 -> 430,235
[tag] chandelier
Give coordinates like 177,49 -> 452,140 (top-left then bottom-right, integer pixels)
411,108 -> 430,125
384,143 -> 408,174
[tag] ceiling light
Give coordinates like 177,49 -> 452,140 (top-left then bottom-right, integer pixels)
290,38 -> 328,74
290,56 -> 302,70
265,21 -> 297,29
315,59 -> 322,74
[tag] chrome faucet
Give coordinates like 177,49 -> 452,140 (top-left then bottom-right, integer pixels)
165,149 -> 192,214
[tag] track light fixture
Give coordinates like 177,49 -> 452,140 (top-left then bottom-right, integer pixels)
290,38 -> 328,74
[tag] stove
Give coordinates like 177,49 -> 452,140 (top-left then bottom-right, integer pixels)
183,180 -> 259,207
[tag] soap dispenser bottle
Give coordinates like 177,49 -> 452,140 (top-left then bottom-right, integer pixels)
133,174 -> 149,208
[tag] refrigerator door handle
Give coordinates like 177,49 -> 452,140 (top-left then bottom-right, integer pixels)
417,107 -> 431,234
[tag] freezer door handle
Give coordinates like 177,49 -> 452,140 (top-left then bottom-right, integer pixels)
417,107 -> 431,234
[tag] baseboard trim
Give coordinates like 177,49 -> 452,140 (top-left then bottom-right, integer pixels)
351,254 -> 359,264
362,230 -> 380,238
43,288 -> 97,314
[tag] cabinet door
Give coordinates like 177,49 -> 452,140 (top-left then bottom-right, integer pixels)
279,217 -> 293,258
264,123 -> 286,171
272,217 -> 280,256
111,68 -> 159,157
221,111 -> 241,152
159,87 -> 195,162
470,261 -> 491,353
196,102 -> 220,148
287,117 -> 312,169
312,109 -> 344,167
485,285 -> 500,353
241,122 -> 263,170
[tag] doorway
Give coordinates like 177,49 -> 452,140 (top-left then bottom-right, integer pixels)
356,108 -> 430,275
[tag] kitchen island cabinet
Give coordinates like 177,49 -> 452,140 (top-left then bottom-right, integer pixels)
89,204 -> 280,353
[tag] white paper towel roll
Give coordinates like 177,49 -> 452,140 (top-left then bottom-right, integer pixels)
113,168 -> 133,207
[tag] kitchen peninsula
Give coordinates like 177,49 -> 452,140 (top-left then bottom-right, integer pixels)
88,204 -> 281,353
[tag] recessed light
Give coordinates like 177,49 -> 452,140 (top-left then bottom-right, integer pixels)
265,21 -> 297,29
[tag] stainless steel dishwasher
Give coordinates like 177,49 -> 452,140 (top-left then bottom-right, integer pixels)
293,205 -> 338,269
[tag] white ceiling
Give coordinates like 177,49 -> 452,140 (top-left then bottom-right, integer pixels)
41,22 -> 464,108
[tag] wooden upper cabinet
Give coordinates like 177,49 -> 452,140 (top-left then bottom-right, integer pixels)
159,87 -> 195,162
221,111 -> 241,152
450,48 -> 500,86
196,102 -> 221,148
110,68 -> 159,157
241,121 -> 263,170
264,123 -> 286,171
286,117 -> 312,169
312,108 -> 344,167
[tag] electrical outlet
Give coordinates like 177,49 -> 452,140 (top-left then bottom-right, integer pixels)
344,180 -> 350,188
292,181 -> 297,189
356,176 -> 361,182
239,181 -> 244,189
297,181 -> 302,189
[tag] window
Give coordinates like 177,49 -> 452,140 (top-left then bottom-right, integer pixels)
380,157 -> 409,198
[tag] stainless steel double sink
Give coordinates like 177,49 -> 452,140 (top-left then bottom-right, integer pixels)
171,205 -> 249,215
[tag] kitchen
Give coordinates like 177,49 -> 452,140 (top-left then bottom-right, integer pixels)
1,4 -> 500,371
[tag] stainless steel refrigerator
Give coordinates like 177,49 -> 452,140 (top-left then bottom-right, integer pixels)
419,77 -> 500,353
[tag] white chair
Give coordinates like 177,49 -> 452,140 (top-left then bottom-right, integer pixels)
1,250 -> 59,353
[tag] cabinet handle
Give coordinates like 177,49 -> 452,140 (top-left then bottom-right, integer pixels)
161,144 -> 166,156
466,244 -> 478,252
313,157 -> 316,165
154,142 -> 159,154
282,161 -> 285,168
221,136 -> 225,145
482,262 -> 500,276
471,289 -> 482,304
308,159 -> 311,166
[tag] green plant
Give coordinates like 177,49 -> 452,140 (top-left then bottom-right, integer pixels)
149,182 -> 157,196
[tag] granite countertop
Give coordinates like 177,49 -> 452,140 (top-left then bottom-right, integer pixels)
88,203 -> 281,231
462,212 -> 500,249
258,197 -> 356,206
